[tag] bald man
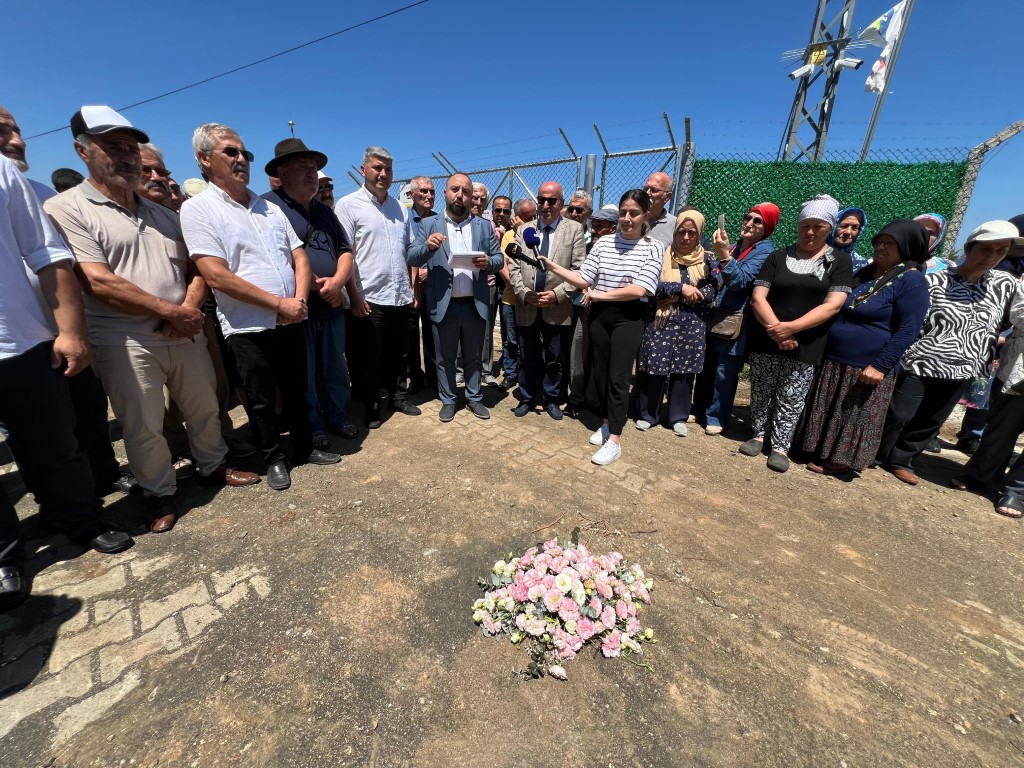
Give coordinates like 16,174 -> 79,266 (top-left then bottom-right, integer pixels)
643,172 -> 676,247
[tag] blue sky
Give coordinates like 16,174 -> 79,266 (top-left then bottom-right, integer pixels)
7,0 -> 1021,245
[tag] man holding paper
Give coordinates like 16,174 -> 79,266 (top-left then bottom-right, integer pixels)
407,174 -> 503,422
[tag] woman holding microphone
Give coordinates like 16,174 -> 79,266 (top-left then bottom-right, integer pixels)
538,189 -> 664,465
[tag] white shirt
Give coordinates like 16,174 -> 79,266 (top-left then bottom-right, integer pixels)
446,215 -> 475,297
0,157 -> 74,359
180,183 -> 301,337
335,186 -> 412,306
29,179 -> 56,204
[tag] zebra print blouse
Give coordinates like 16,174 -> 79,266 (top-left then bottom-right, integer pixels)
901,268 -> 1019,379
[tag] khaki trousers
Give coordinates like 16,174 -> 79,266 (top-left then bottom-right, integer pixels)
92,336 -> 226,497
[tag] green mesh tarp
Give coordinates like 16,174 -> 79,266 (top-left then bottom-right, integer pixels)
686,158 -> 970,248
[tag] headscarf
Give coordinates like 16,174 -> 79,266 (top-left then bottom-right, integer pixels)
852,219 -> 929,307
655,209 -> 707,329
914,213 -> 946,255
828,207 -> 867,252
732,202 -> 779,260
800,194 -> 841,228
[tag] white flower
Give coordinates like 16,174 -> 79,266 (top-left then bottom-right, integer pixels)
548,665 -> 568,680
524,618 -> 546,637
493,560 -> 506,574
554,572 -> 574,594
472,611 -> 484,623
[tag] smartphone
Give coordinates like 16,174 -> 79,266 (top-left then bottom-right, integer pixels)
717,214 -> 726,234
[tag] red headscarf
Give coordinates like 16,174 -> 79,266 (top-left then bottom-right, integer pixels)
750,202 -> 780,237
734,202 -> 780,261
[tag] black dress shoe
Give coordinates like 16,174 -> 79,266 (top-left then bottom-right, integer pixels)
563,404 -> 581,419
439,403 -> 456,422
71,525 -> 134,554
513,401 -> 532,417
96,470 -> 139,497
366,403 -> 383,430
329,423 -> 359,439
0,565 -> 29,612
499,377 -> 517,392
267,461 -> 291,491
391,399 -> 421,416
307,448 -> 342,465
545,403 -> 564,421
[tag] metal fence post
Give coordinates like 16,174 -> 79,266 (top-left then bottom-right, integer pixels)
583,154 -> 597,200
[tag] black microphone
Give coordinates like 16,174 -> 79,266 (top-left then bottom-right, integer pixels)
522,226 -> 546,271
504,241 -> 543,270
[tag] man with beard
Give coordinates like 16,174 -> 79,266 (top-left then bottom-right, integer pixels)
0,103 -> 137,497
335,147 -> 421,429
46,107 -> 260,531
407,174 -> 503,422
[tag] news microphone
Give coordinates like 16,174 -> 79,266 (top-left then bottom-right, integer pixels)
504,241 -> 543,270
522,227 -> 546,271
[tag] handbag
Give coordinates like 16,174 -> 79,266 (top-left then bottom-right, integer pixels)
707,306 -> 744,340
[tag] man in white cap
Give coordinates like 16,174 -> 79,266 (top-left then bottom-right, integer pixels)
46,107 -> 260,531
878,220 -> 1024,485
316,171 -> 334,208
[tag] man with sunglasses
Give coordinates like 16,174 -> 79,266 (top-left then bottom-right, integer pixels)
46,108 -> 260,533
181,122 -> 340,492
316,171 -> 334,208
508,181 -> 586,420
264,137 -> 358,446
643,172 -> 676,247
137,143 -> 171,205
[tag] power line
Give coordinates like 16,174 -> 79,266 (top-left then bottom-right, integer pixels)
26,1 -> 431,139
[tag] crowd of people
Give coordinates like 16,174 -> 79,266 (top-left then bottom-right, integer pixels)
1,102 -> 1023,614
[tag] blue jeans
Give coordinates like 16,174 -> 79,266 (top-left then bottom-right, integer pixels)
498,303 -> 519,381
692,347 -> 744,428
304,308 -> 352,434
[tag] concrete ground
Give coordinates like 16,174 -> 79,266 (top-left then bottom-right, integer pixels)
1,387 -> 1023,768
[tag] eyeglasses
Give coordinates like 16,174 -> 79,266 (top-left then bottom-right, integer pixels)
218,146 -> 254,162
141,164 -> 171,178
567,206 -> 589,215
319,183 -> 334,191
537,196 -> 560,206
643,186 -> 667,197
743,214 -> 764,225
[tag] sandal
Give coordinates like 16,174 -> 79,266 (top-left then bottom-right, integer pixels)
995,494 -> 1024,520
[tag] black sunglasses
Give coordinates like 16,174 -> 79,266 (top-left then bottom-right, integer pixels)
218,146 -> 254,162
492,207 -> 511,214
141,164 -> 171,178
567,205 -> 588,215
319,183 -> 334,191
537,196 -> 560,206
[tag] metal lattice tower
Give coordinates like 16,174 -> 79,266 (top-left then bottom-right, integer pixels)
778,0 -> 858,162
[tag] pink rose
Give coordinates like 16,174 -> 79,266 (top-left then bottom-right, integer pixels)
626,617 -> 640,636
615,600 -> 628,620
558,600 -> 580,623
543,589 -> 562,613
595,574 -> 614,601
510,582 -> 530,602
483,615 -> 502,635
589,597 -> 602,615
576,618 -> 597,641
600,605 -> 616,630
601,631 -> 622,658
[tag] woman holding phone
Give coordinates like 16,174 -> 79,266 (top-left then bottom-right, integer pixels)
537,189 -> 663,466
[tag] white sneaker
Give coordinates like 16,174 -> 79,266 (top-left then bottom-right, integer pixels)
686,415 -> 697,423
673,422 -> 688,436
635,419 -> 652,431
592,440 -> 622,466
705,424 -> 723,436
589,425 -> 610,445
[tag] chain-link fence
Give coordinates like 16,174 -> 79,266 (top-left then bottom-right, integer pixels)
596,148 -> 678,209
683,147 -> 971,251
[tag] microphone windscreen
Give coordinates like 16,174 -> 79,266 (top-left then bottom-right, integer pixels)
523,227 -> 541,248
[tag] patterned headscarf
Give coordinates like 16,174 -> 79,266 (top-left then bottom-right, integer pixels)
800,195 -> 841,228
828,207 -> 868,252
914,213 -> 946,255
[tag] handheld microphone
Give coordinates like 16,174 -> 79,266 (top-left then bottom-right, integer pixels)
504,241 -> 543,270
522,227 -> 546,271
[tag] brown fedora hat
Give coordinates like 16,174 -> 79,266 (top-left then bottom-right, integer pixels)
264,138 -> 328,176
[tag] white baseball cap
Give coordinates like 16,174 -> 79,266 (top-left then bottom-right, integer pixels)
965,220 -> 1024,246
70,105 -> 149,143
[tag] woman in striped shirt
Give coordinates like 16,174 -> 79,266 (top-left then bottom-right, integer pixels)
538,189 -> 664,466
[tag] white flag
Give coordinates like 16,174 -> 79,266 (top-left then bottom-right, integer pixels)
861,1 -> 908,94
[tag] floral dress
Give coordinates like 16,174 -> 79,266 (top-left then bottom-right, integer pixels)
638,253 -> 718,376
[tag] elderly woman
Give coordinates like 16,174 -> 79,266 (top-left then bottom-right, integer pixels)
915,213 -> 955,275
877,221 -> 1022,485
830,207 -> 869,271
635,209 -> 718,435
691,202 -> 779,435
739,195 -> 853,472
538,190 -> 663,466
801,220 -> 930,475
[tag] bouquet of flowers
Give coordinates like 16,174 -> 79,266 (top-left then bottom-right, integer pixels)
472,532 -> 655,679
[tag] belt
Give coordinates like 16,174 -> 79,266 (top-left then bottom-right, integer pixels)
451,296 -> 475,303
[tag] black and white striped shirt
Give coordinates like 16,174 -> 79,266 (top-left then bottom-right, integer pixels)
902,268 -> 1019,379
579,234 -> 663,296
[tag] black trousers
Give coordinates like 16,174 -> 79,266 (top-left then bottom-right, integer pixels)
405,300 -> 436,390
0,342 -> 102,566
227,324 -> 311,466
67,365 -> 121,488
518,317 -> 566,406
350,303 -> 410,405
877,370 -> 968,470
587,301 -> 645,436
